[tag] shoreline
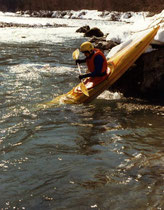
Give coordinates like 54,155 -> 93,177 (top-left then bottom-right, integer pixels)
0,9 -> 155,21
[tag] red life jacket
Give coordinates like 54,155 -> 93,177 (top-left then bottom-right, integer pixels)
86,48 -> 108,74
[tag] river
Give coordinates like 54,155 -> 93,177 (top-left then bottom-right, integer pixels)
0,14 -> 164,209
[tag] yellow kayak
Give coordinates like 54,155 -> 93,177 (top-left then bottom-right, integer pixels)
41,26 -> 160,107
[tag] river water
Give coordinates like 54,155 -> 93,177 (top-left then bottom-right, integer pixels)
0,15 -> 164,209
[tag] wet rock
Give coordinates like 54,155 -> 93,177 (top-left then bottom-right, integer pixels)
84,27 -> 104,37
60,11 -> 68,17
94,40 -> 118,51
76,26 -> 104,37
110,47 -> 164,104
40,10 -> 53,17
16,10 -> 31,16
89,36 -> 107,43
151,42 -> 164,49
76,25 -> 90,33
0,21 -> 67,28
122,12 -> 132,19
30,10 -> 53,17
99,11 -> 110,17
0,22 -> 29,27
89,36 -> 118,51
52,10 -> 73,18
31,11 -> 41,17
76,26 -> 118,51
140,48 -> 164,100
78,11 -> 87,18
24,10 -> 31,15
110,12 -> 121,21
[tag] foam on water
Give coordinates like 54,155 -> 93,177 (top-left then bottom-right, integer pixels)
98,90 -> 123,100
0,26 -> 81,44
7,63 -> 75,80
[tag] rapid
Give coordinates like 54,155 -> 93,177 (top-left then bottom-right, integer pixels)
0,13 -> 164,209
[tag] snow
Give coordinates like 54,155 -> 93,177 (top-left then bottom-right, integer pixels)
105,10 -> 164,58
155,30 -> 164,42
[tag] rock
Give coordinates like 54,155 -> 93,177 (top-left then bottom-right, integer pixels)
151,41 -> 164,49
89,36 -> 107,43
76,26 -> 117,51
0,21 -> 67,28
30,10 -> 53,17
110,12 -> 121,21
76,26 -> 105,40
94,40 -> 118,51
94,41 -> 117,51
52,10 -> 73,18
122,12 -> 132,19
78,11 -> 87,18
40,10 -> 53,17
99,11 -> 110,17
140,48 -> 164,101
24,10 -> 31,15
110,48 -> 164,104
88,36 -> 118,51
60,11 -> 67,17
76,25 -> 90,33
31,11 -> 41,17
84,27 -> 104,37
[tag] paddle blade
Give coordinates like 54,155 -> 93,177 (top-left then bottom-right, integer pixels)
72,49 -> 80,60
80,82 -> 89,97
72,49 -> 89,96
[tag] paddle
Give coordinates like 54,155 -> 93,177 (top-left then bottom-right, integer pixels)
72,49 -> 89,96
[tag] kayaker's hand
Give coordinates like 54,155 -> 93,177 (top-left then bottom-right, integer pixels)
76,59 -> 81,65
79,74 -> 84,80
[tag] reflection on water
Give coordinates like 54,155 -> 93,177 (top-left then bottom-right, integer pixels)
0,25 -> 164,209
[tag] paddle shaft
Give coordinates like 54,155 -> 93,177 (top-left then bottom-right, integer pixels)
72,49 -> 89,96
77,63 -> 82,75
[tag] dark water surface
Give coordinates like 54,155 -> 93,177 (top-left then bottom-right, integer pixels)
0,28 -> 164,210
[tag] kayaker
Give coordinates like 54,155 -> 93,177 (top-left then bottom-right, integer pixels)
76,41 -> 108,80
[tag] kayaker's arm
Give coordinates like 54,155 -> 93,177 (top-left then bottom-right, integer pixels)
76,58 -> 86,65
